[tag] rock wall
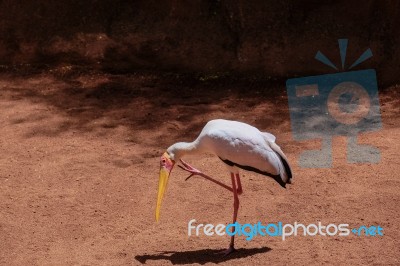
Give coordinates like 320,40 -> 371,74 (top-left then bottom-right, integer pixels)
0,0 -> 399,84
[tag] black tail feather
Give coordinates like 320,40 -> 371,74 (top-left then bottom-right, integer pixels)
219,157 -> 287,188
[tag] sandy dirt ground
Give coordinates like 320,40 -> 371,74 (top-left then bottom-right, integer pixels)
0,71 -> 399,265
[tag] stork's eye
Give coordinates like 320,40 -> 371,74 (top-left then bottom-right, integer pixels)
162,158 -> 166,163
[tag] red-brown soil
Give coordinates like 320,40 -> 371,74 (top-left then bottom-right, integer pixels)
0,70 -> 399,265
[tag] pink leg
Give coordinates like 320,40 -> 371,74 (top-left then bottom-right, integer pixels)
219,173 -> 239,256
235,174 -> 243,195
179,160 -> 240,256
230,173 -> 240,248
178,159 -> 233,192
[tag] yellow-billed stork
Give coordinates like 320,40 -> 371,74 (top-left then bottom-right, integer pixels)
156,119 -> 292,255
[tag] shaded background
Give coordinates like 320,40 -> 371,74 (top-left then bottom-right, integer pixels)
1,2 -> 400,266
0,0 -> 399,84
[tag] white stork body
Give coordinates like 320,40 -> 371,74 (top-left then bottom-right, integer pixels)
167,119 -> 292,187
157,119 -> 292,255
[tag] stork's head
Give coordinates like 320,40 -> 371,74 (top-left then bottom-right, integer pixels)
156,151 -> 175,222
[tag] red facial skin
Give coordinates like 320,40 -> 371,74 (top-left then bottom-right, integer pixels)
160,152 -> 175,172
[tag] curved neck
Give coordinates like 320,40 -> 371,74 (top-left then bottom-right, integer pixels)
167,141 -> 199,160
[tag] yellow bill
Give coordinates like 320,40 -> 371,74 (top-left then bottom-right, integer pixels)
156,167 -> 170,222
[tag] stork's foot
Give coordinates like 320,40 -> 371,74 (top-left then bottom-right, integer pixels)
178,159 -> 234,192
216,245 -> 236,257
178,159 -> 203,181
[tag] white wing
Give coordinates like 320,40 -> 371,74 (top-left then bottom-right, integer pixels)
262,132 -> 276,142
195,120 -> 289,182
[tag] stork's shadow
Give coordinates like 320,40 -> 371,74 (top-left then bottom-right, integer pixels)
134,247 -> 271,265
